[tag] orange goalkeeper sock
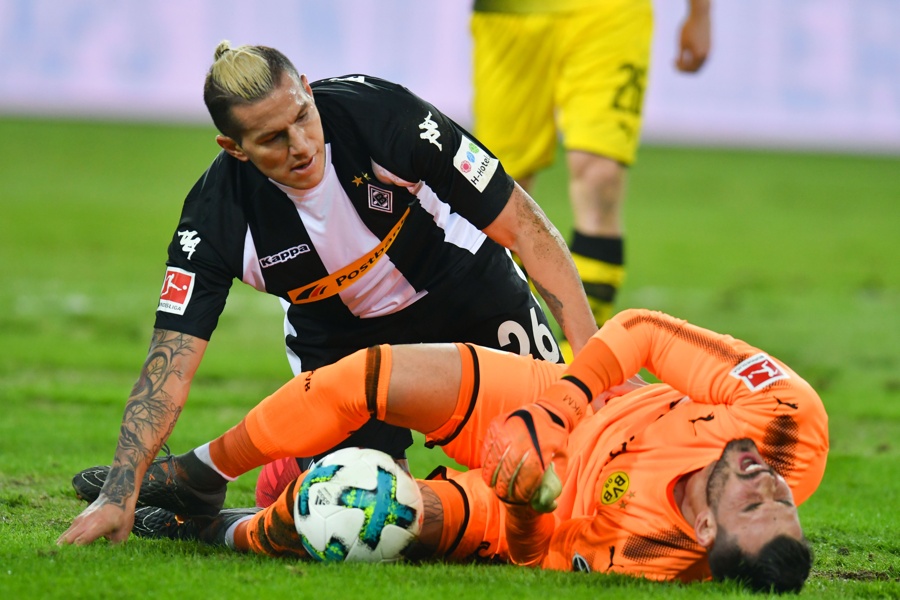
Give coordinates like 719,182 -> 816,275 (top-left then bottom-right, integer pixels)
208,345 -> 392,478
209,421 -> 272,480
423,478 -> 467,558
238,477 -> 308,559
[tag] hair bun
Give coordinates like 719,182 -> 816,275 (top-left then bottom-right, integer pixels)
214,40 -> 232,61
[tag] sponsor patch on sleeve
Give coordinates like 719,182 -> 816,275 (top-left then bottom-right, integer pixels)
729,353 -> 790,391
157,267 -> 196,316
453,136 -> 498,192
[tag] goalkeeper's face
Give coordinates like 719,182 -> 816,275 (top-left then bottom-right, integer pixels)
704,438 -> 803,556
217,72 -> 326,190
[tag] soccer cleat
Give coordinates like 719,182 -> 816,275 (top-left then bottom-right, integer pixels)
73,445 -> 184,503
132,506 -> 260,547
197,507 -> 262,548
71,447 -> 228,518
71,465 -> 109,504
132,506 -> 202,541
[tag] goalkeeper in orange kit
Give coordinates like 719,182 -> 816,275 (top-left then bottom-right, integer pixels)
61,309 -> 828,593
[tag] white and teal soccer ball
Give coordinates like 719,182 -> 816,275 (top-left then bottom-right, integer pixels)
293,447 -> 423,563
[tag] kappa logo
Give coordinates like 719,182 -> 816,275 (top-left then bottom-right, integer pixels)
418,111 -> 442,150
157,267 -> 195,316
730,353 -> 790,392
259,243 -> 311,269
453,136 -> 497,192
368,184 -> 393,213
177,230 -> 200,259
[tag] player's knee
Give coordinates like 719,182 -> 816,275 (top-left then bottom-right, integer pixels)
568,152 -> 624,190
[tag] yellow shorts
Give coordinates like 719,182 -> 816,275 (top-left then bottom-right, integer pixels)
471,0 -> 653,178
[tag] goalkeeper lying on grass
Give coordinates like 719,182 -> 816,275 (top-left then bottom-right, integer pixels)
60,309 -> 828,594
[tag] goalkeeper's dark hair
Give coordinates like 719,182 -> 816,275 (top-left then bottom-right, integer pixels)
203,40 -> 301,141
708,530 -> 812,594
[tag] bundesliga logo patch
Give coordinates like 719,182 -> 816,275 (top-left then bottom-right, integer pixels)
158,267 -> 195,315
730,353 -> 790,391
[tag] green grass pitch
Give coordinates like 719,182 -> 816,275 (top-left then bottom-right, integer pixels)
1,117 -> 898,598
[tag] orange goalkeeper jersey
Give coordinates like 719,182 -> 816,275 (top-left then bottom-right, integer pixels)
538,309 -> 829,580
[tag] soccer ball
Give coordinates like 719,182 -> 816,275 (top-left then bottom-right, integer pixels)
293,447 -> 424,563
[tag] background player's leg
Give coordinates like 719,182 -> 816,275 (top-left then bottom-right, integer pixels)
568,151 -> 627,326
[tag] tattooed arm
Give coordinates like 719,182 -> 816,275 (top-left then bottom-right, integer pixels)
482,183 -> 597,355
57,329 -> 208,546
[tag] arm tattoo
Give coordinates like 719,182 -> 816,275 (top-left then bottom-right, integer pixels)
103,330 -> 195,505
532,278 -> 565,331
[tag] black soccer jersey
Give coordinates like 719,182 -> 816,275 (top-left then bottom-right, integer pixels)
155,74 -> 561,376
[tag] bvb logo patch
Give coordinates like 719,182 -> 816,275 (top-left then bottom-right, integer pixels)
601,471 -> 630,506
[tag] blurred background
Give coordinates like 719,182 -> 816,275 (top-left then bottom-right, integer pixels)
1,0 -> 898,152
1,3 -> 900,592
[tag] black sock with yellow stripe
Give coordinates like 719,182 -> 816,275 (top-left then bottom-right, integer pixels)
570,232 -> 624,326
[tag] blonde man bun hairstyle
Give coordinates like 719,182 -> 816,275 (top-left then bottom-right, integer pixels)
203,40 -> 301,141
213,40 -> 232,61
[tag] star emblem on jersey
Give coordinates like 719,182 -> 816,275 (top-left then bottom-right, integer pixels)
367,185 -> 393,213
352,176 -> 364,187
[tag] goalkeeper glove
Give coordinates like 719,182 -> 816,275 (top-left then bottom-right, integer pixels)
481,403 -> 568,512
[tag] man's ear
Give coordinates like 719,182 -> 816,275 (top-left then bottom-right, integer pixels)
300,73 -> 313,97
216,135 -> 249,162
694,509 -> 717,549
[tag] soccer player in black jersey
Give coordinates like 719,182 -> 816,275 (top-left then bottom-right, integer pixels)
63,40 -> 597,545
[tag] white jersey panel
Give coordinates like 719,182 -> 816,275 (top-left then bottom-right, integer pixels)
415,183 -> 487,254
280,296 -> 304,375
271,145 -> 425,319
241,226 -> 266,291
369,159 -> 486,255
